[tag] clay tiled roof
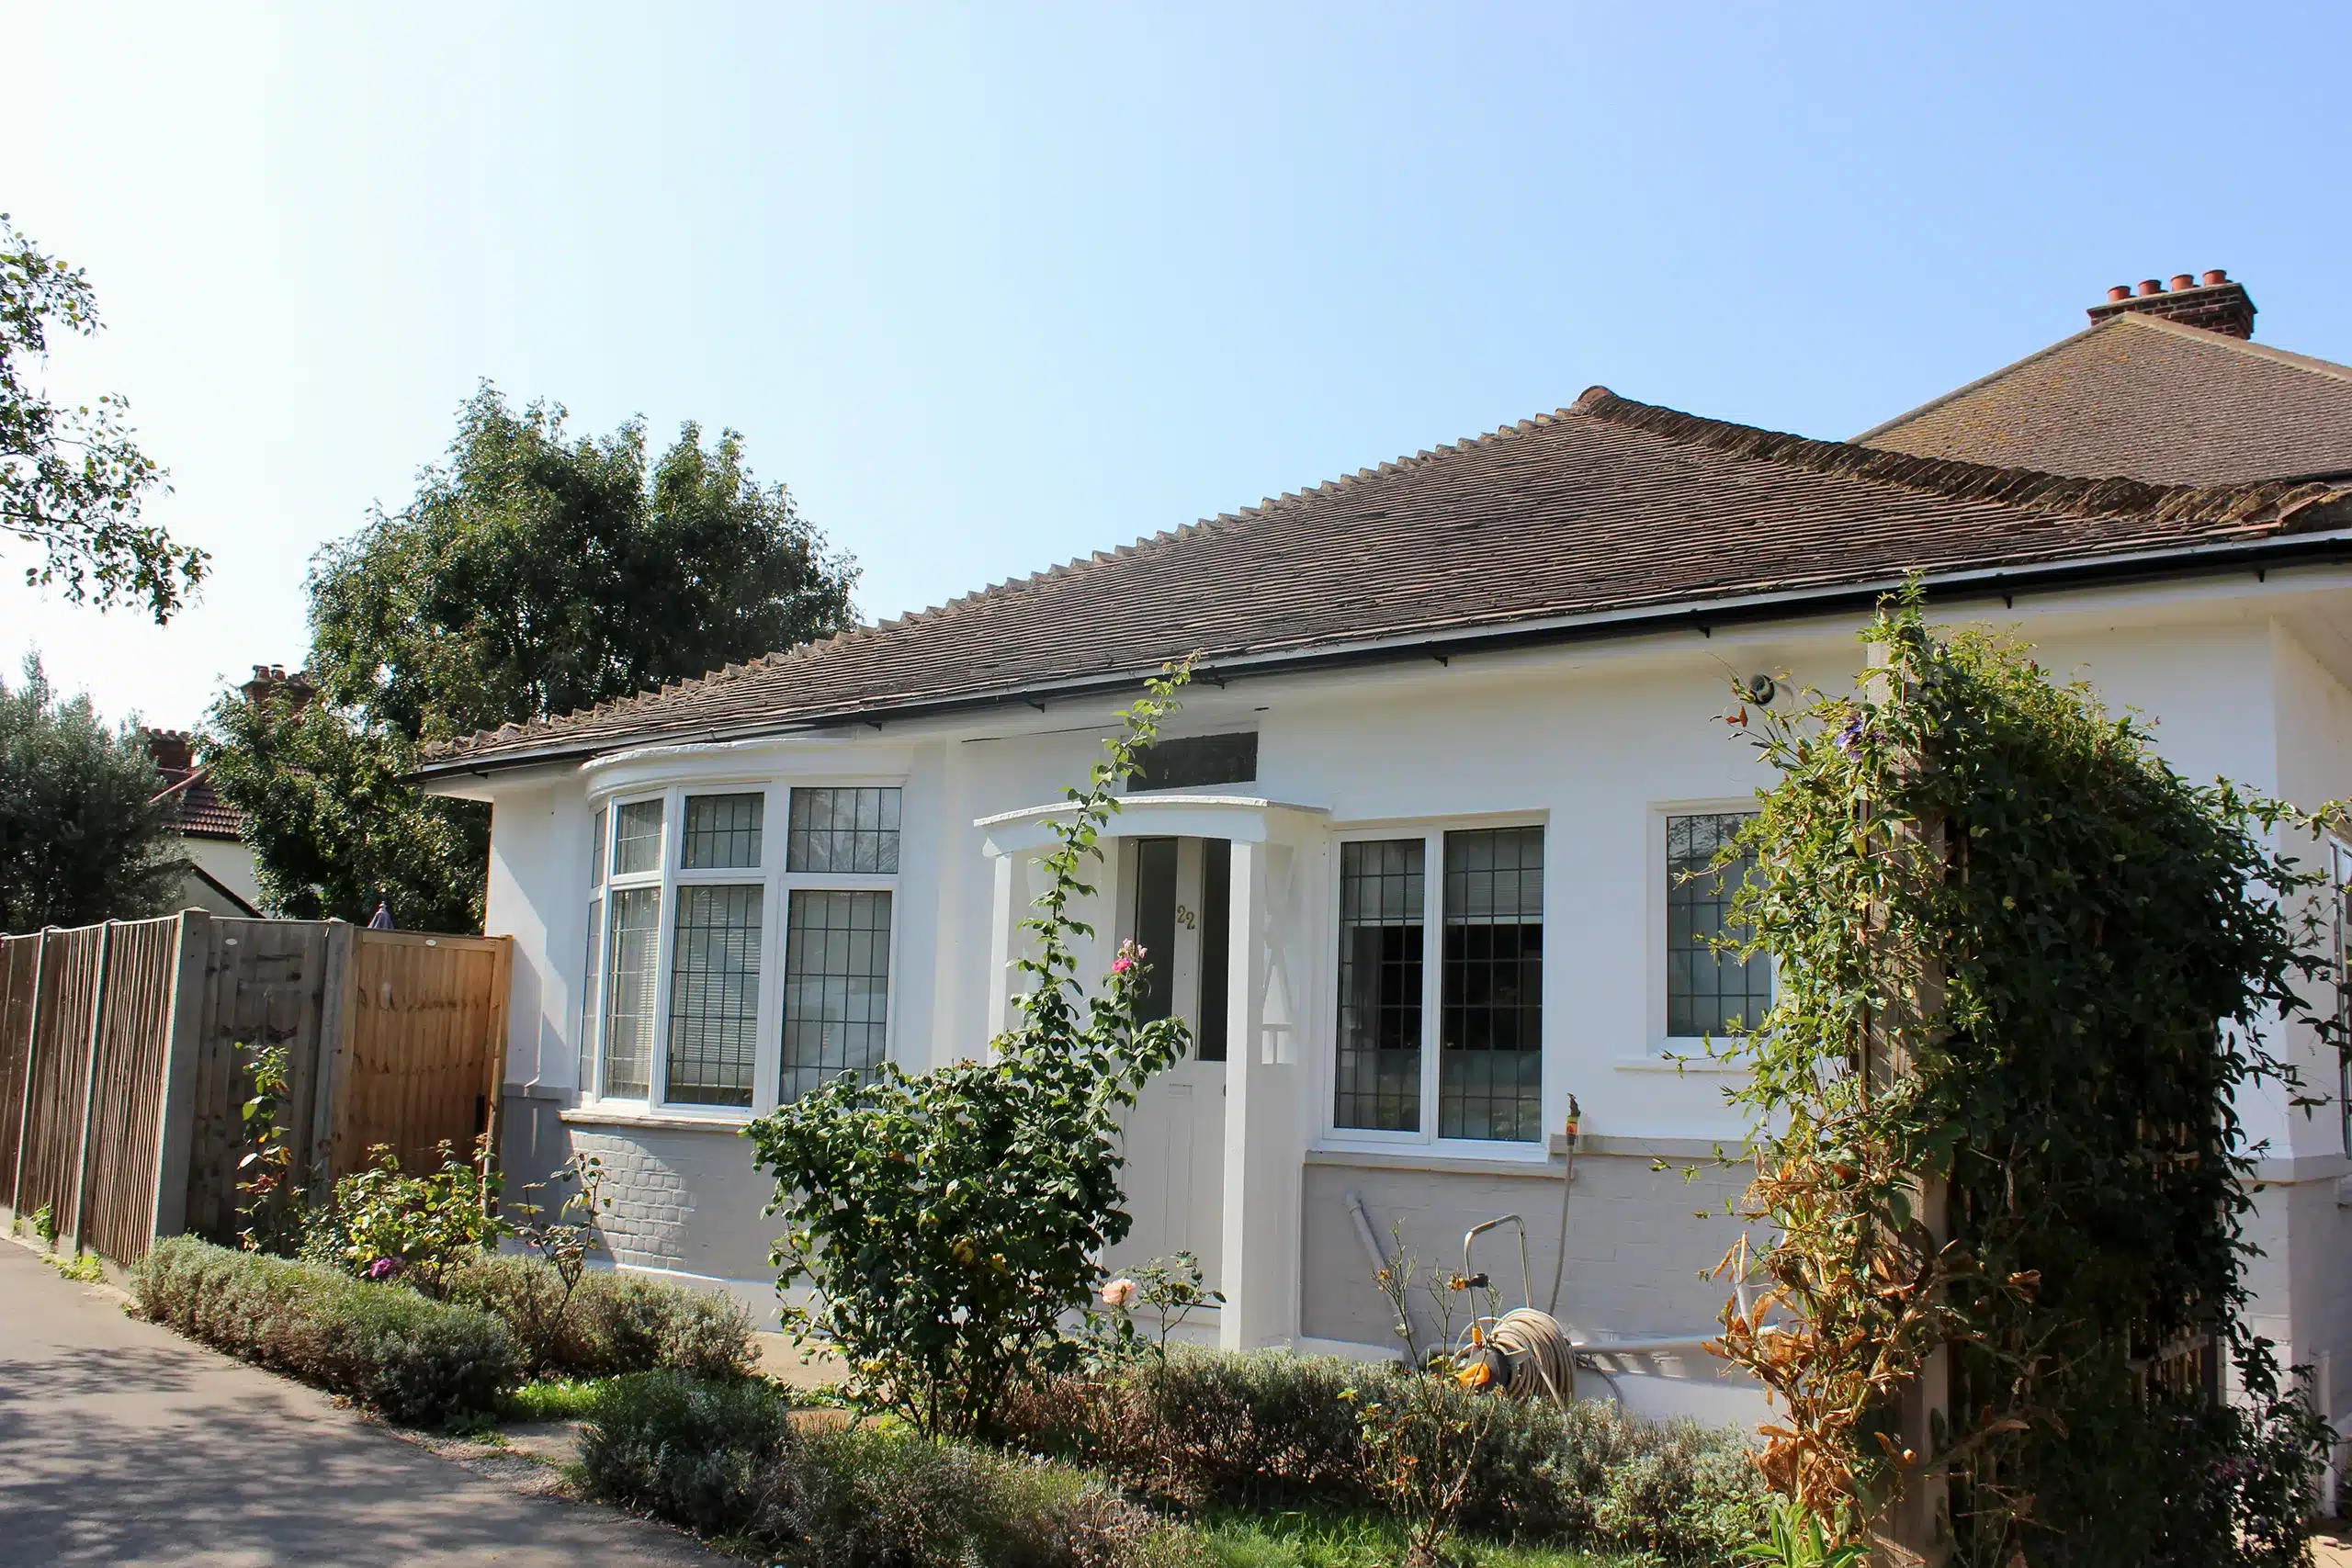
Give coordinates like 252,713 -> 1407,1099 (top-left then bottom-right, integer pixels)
151,763 -> 245,840
417,388 -> 2352,777
1858,314 -> 2352,488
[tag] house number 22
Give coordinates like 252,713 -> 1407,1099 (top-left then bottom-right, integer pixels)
1175,904 -> 1197,931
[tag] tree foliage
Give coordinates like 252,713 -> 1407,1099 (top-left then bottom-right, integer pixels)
1,213 -> 204,621
1713,599 -> 2337,1567
206,386 -> 857,928
746,664 -> 1194,1438
305,385 -> 856,743
0,654 -> 182,931
202,684 -> 486,931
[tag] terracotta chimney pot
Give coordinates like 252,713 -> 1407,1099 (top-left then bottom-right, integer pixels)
2169,274 -> 2196,291
2138,279 -> 2165,296
2202,269 -> 2228,286
2107,285 -> 2133,302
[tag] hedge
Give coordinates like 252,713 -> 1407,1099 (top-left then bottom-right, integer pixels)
131,1235 -> 519,1427
579,1371 -> 1209,1568
999,1348 -> 1765,1564
442,1253 -> 756,1381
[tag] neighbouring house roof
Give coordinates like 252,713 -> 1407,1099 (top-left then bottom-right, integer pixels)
146,731 -> 246,840
416,387 -> 2352,779
1857,313 -> 2352,488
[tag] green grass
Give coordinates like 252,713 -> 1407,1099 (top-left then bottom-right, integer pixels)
1201,1505 -> 1641,1568
503,1377 -> 613,1423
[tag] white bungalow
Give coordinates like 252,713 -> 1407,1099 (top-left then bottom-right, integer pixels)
419,272 -> 2352,1427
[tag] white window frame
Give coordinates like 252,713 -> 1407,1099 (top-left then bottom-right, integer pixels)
1320,814 -> 1548,1153
576,776 -> 906,1120
1645,799 -> 1773,1069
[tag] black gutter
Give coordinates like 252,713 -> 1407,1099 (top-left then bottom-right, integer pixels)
413,529 -> 2352,784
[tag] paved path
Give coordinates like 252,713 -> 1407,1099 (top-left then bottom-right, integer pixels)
0,1241 -> 726,1566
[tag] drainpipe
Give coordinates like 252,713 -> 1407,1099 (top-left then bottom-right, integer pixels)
69,921 -> 116,1255
1346,1189 -> 1417,1359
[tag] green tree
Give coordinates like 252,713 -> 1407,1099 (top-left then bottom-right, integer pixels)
305,385 -> 855,743
201,684 -> 486,932
2,214 -> 205,621
0,654 -> 182,930
207,385 -> 857,928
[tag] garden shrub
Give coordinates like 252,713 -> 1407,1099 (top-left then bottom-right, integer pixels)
576,1370 -> 795,1536
577,1371 -> 1209,1568
131,1235 -> 519,1427
442,1253 -> 755,1380
1002,1348 -> 1765,1563
1713,598 -> 2338,1564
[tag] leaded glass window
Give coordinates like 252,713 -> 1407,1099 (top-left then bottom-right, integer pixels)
1440,827 -> 1543,1141
614,799 -> 664,876
602,886 -> 662,1098
666,886 -> 763,1106
579,899 -> 605,1096
1667,812 -> 1770,1037
786,787 -> 900,874
1335,840 -> 1425,1132
781,889 -> 893,1102
683,793 -> 763,870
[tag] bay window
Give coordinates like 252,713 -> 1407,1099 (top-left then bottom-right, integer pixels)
1333,823 -> 1544,1144
577,782 -> 900,1112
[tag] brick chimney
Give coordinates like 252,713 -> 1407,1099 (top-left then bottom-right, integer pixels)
2086,269 -> 2256,339
242,663 -> 314,712
142,728 -> 194,774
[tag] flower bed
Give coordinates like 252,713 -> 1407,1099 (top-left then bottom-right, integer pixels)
131,1236 -> 760,1427
1000,1350 -> 1763,1565
578,1371 -> 1210,1568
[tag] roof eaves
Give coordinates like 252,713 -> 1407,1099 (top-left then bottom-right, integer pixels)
412,520 -> 2352,785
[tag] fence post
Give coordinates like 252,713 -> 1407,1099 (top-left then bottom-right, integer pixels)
149,911 -> 212,1241
311,919 -> 356,1198
68,921 -> 117,1254
7,929 -> 50,1214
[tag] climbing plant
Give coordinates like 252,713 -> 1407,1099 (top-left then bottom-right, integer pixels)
745,661 -> 1193,1438
1712,597 -> 2338,1567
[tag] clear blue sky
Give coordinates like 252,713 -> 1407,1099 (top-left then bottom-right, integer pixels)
9,2 -> 2351,728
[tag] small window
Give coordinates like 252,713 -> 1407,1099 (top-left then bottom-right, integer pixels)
1130,732 -> 1258,793
1334,840 -> 1426,1132
613,799 -> 664,876
683,793 -> 764,870
781,889 -> 893,1102
1197,839 -> 1231,1062
666,885 -> 763,1107
787,786 -> 901,874
602,886 -> 662,1097
1440,827 -> 1543,1141
1667,812 -> 1770,1037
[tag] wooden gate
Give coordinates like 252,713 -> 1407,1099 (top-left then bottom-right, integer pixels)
325,931 -> 510,1180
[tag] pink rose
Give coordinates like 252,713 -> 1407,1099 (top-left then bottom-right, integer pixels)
1101,1278 -> 1136,1308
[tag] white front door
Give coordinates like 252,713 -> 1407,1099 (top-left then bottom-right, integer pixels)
1107,836 -> 1229,1295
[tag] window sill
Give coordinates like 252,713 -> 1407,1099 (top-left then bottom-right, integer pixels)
560,1103 -> 755,1134
1307,1145 -> 1559,1179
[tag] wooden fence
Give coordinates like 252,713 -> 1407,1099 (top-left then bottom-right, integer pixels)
0,911 -> 510,1266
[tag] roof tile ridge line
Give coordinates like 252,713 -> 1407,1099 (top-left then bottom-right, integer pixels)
2120,310 -> 2352,386
1571,388 -> 2348,528
1849,318 -> 2122,446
